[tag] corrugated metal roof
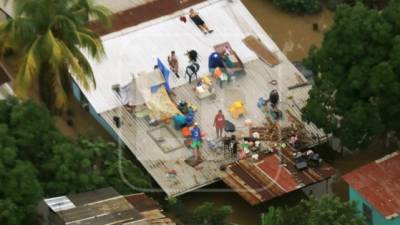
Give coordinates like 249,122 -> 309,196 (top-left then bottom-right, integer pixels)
44,187 -> 144,225
75,0 -> 279,113
343,152 -> 400,219
222,147 -> 336,205
44,196 -> 76,212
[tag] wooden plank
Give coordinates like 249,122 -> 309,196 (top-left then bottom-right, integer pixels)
288,82 -> 311,90
242,35 -> 280,67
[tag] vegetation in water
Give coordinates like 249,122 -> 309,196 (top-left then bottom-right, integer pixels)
0,98 -> 151,225
271,0 -> 322,14
303,1 -> 400,149
261,196 -> 364,225
167,197 -> 235,225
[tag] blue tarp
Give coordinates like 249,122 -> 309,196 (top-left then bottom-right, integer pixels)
208,52 -> 224,69
157,58 -> 171,92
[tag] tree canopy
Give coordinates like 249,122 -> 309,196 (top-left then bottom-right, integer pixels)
0,0 -> 111,109
0,98 -> 151,224
0,124 -> 42,225
303,1 -> 400,149
271,0 -> 322,14
262,196 -> 364,225
167,198 -> 234,225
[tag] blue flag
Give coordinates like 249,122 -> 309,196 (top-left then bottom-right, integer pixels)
157,58 -> 171,92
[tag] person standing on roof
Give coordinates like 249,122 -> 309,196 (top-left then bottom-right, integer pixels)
214,110 -> 225,138
168,50 -> 180,78
189,8 -> 213,35
191,122 -> 202,159
269,89 -> 279,108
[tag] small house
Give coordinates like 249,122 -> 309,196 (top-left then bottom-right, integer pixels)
343,152 -> 400,225
40,187 -> 175,225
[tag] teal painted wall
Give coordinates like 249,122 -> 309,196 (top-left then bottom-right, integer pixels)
349,187 -> 400,225
71,81 -> 119,141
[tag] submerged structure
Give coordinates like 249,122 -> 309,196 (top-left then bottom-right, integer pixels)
40,187 -> 175,225
67,0 -> 334,200
343,152 -> 400,225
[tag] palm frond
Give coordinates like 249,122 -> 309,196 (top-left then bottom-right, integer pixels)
90,5 -> 112,27
51,15 -> 81,44
76,29 -> 105,60
57,40 -> 91,90
14,39 -> 40,97
49,62 -> 68,109
69,45 -> 96,88
13,0 -> 38,17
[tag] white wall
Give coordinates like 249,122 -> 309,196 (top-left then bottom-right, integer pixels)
302,178 -> 332,198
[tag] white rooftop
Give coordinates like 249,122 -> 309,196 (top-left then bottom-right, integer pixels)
1,0 -> 154,17
70,0 -> 326,197
75,0 -> 279,113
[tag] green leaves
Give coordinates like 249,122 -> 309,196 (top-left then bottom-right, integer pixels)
272,0 -> 322,14
261,207 -> 282,225
0,99 -> 152,224
0,122 -> 42,225
0,0 -> 110,109
168,200 -> 234,225
261,196 -> 364,225
303,2 -> 400,149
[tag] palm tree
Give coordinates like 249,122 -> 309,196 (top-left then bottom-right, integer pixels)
0,0 -> 111,109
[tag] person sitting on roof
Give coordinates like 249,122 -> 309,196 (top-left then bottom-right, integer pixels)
186,49 -> 198,62
189,8 -> 213,35
269,89 -> 279,108
185,61 -> 200,84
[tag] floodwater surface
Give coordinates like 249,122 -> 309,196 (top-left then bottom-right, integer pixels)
242,0 -> 333,61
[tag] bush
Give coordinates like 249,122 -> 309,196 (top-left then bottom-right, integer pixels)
272,0 -> 322,14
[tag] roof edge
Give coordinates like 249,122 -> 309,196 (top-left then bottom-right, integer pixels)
88,0 -> 206,36
375,151 -> 399,164
385,213 -> 399,220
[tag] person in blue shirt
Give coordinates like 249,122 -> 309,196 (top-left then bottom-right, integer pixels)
191,122 -> 202,159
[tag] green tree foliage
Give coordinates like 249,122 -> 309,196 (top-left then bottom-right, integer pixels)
0,125 -> 42,225
303,1 -> 400,149
43,139 -> 151,196
272,0 -> 322,14
328,0 -> 390,10
0,0 -> 111,109
262,196 -> 364,225
261,207 -> 282,225
167,198 -> 234,225
0,98 -> 152,224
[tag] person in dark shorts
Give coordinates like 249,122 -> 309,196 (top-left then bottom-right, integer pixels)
189,8 -> 213,34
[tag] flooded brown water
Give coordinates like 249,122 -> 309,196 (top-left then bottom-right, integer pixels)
242,0 -> 333,61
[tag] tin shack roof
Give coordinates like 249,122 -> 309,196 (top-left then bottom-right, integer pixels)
343,151 -> 400,220
44,187 -> 176,225
222,146 -> 336,205
44,187 -> 144,225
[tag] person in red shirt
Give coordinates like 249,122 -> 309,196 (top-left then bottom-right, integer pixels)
213,110 -> 225,138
